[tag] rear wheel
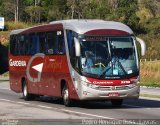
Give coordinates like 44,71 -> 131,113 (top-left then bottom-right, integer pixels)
22,80 -> 33,101
62,85 -> 73,107
111,99 -> 123,107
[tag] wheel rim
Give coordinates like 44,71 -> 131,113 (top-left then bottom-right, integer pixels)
63,88 -> 69,104
23,84 -> 27,97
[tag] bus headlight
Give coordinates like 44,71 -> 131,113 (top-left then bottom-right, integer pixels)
81,81 -> 98,89
128,81 -> 139,89
128,83 -> 137,88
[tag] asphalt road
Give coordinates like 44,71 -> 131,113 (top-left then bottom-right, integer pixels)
0,81 -> 160,125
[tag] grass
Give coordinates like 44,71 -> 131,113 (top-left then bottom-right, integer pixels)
140,94 -> 160,99
140,61 -> 160,87
0,31 -> 9,46
5,21 -> 32,31
1,72 -> 9,77
0,21 -> 41,46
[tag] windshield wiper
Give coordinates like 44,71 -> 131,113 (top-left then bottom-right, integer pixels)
98,66 -> 111,79
98,58 -> 127,79
116,58 -> 127,75
98,58 -> 112,79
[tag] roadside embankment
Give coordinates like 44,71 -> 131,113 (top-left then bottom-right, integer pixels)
140,60 -> 160,88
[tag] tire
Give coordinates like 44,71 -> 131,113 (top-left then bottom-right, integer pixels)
111,99 -> 123,107
62,85 -> 73,107
22,80 -> 33,101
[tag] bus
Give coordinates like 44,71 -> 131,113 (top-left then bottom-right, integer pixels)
9,19 -> 146,107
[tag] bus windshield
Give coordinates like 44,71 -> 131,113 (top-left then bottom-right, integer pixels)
80,36 -> 139,79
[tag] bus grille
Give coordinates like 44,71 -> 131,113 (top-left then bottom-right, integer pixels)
96,85 -> 132,91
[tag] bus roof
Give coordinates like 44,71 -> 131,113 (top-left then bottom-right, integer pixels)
10,28 -> 28,35
50,19 -> 133,34
10,19 -> 133,35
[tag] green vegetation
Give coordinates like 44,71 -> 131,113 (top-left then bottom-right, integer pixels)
0,0 -> 159,59
1,71 -> 8,77
0,21 -> 32,46
140,61 -> 160,87
0,31 -> 9,46
140,94 -> 160,99
5,21 -> 32,31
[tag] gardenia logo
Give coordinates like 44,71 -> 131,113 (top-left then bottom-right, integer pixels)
9,59 -> 26,67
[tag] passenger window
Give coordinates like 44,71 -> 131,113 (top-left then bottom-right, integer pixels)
38,33 -> 46,53
46,32 -> 56,54
57,31 -> 65,54
19,35 -> 25,55
14,36 -> 21,55
27,34 -> 39,55
10,35 -> 16,55
67,30 -> 78,69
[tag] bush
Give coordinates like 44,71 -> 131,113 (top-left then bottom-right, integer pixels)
4,21 -> 31,31
140,61 -> 160,87
0,31 -> 9,47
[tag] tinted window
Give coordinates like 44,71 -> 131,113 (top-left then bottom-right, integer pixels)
19,35 -> 25,55
28,33 -> 40,55
57,31 -> 65,54
10,30 -> 65,56
10,35 -> 17,55
38,32 -> 46,53
67,30 -> 79,69
46,32 -> 55,54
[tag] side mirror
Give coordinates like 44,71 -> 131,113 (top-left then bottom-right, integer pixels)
136,37 -> 146,56
74,37 -> 81,57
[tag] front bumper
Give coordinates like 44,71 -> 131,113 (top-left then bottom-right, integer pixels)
78,84 -> 140,100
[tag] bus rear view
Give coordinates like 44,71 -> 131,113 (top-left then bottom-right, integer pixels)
9,19 -> 146,107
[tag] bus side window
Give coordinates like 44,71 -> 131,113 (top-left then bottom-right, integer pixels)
67,30 -> 77,57
14,36 -> 21,55
28,34 -> 34,55
25,35 -> 32,55
46,32 -> 56,55
57,31 -> 65,54
67,30 -> 78,69
10,35 -> 16,55
38,32 -> 46,54
24,35 -> 29,55
19,35 -> 25,55
28,33 -> 40,55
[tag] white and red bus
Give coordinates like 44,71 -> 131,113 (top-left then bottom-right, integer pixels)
9,20 -> 146,107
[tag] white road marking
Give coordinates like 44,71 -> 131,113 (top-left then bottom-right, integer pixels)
60,109 -> 113,119
17,101 -> 30,105
37,105 -> 52,109
0,87 -> 10,90
0,98 -> 144,124
140,96 -> 160,101
0,98 -> 114,119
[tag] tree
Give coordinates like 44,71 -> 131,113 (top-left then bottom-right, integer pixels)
45,0 -> 67,21
25,6 -> 44,23
112,0 -> 140,31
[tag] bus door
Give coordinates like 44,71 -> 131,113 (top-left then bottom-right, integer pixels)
38,31 -> 65,96
27,33 -> 40,95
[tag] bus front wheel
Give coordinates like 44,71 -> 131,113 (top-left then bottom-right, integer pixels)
62,85 -> 72,107
111,99 -> 123,107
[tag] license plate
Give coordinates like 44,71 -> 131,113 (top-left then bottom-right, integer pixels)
108,92 -> 119,97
